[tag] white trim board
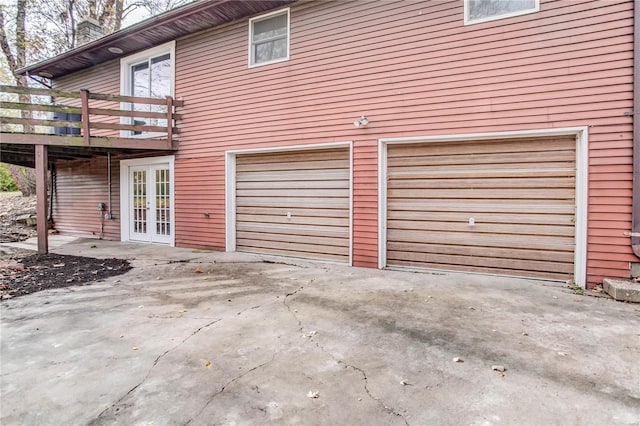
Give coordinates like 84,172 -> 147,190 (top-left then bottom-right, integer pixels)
225,141 -> 353,265
120,155 -> 176,247
378,127 -> 589,288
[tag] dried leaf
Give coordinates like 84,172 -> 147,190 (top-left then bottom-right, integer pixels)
194,267 -> 203,273
453,357 -> 463,363
133,346 -> 139,351
307,391 -> 320,398
491,365 -> 506,372
204,360 -> 211,367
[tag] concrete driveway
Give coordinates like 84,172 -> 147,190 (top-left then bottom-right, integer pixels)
1,239 -> 639,425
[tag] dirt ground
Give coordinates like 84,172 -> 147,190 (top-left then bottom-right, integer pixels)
0,251 -> 131,300
0,192 -> 131,300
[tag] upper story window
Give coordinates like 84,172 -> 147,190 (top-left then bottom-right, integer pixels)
120,41 -> 175,135
249,8 -> 290,67
464,0 -> 539,25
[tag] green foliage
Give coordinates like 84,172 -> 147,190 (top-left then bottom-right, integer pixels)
0,162 -> 18,192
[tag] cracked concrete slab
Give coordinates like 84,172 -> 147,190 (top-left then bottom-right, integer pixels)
1,239 -> 640,425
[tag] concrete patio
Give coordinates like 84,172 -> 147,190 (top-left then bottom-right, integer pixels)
1,238 -> 639,425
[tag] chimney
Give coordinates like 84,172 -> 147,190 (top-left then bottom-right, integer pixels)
76,18 -> 104,46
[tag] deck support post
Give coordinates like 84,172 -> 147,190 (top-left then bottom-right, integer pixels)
35,144 -> 48,254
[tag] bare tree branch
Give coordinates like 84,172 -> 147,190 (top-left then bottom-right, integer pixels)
0,6 -> 18,75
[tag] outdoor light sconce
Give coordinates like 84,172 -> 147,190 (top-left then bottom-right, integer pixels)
353,116 -> 369,128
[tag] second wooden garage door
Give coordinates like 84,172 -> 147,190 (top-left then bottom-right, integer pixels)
235,148 -> 350,263
386,136 -> 576,281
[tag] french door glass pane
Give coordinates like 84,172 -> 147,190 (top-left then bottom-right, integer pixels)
155,168 -> 171,236
132,170 -> 147,233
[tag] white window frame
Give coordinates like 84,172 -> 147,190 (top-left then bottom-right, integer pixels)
248,8 -> 290,68
464,0 -> 539,25
119,41 -> 176,137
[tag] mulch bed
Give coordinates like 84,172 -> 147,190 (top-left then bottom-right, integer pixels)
1,253 -> 132,300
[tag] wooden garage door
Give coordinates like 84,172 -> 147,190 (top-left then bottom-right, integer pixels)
236,148 -> 350,262
386,136 -> 576,280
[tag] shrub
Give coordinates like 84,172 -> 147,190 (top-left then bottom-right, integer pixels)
0,163 -> 18,192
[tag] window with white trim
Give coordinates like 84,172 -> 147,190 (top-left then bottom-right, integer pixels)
249,9 -> 289,67
120,41 -> 175,135
464,0 -> 539,25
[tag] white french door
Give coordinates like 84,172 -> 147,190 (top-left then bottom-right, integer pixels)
122,157 -> 174,245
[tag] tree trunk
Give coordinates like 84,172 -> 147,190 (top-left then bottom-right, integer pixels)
6,165 -> 36,196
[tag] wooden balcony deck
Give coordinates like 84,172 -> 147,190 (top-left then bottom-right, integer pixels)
0,85 -> 184,254
0,85 -> 183,158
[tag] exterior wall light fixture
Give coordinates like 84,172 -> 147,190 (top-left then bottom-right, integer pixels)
353,116 -> 369,128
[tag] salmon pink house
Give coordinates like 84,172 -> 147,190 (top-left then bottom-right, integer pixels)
2,0 -> 639,289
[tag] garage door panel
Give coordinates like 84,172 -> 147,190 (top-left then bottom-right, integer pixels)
237,206 -> 349,219
388,229 -> 575,251
388,162 -> 575,174
387,210 -> 576,226
388,199 -> 576,214
238,239 -> 348,256
388,169 -> 576,180
387,136 -> 575,158
387,241 -> 575,263
237,197 -> 348,208
387,219 -> 575,237
388,187 -> 574,200
387,150 -> 574,168
236,169 -> 349,182
236,148 -> 350,263
237,179 -> 349,189
237,222 -> 348,238
237,213 -> 349,227
237,231 -> 347,247
387,177 -> 576,189
387,250 -> 574,274
237,188 -> 349,198
236,158 -> 349,173
237,150 -> 348,164
386,136 -> 576,280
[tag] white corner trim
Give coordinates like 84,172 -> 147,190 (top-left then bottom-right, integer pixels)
119,155 -> 176,246
225,141 -> 353,262
378,138 -> 387,270
348,142 -> 354,267
574,127 -> 589,289
225,151 -> 236,252
248,7 -> 290,68
378,127 -> 588,287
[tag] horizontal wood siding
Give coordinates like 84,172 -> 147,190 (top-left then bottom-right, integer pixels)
235,148 -> 350,262
54,60 -> 121,137
386,136 -> 576,280
53,156 -> 120,240
172,0 -> 636,285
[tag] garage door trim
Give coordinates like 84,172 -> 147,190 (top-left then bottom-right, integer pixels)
226,141 -> 353,265
378,127 -> 588,287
